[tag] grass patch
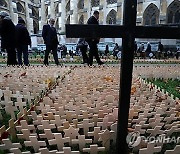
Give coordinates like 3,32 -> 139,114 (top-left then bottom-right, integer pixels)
146,79 -> 180,98
0,109 -> 11,129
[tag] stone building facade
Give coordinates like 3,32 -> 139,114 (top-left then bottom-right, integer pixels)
0,0 -> 180,43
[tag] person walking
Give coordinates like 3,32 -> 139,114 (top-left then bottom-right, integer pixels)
0,11 -> 17,65
15,18 -> 31,66
42,18 -> 59,65
86,11 -> 104,66
77,38 -> 89,64
157,41 -> 164,59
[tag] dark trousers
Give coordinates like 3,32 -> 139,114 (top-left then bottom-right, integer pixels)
44,45 -> 59,65
88,41 -> 101,65
6,47 -> 17,65
17,45 -> 29,66
80,45 -> 88,63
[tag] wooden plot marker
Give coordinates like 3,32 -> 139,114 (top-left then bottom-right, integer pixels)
48,133 -> 70,151
139,142 -> 162,154
98,129 -> 114,150
165,145 -> 180,154
17,129 -> 37,140
10,148 -> 31,154
77,119 -> 94,136
83,144 -> 105,154
24,136 -> 46,152
5,101 -> 17,119
88,127 -> 101,143
72,135 -> 92,151
64,126 -> 79,140
37,120 -> 56,130
39,129 -> 55,140
0,139 -> 22,150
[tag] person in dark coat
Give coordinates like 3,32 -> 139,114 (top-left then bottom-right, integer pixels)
15,18 -> 31,66
145,42 -> 151,58
77,38 -> 89,64
157,42 -> 164,59
86,11 -> 104,66
0,11 -> 17,65
42,18 -> 59,65
105,44 -> 109,56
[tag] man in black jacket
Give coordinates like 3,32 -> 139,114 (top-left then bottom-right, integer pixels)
15,18 -> 31,66
86,11 -> 104,66
0,11 -> 17,65
42,18 -> 59,65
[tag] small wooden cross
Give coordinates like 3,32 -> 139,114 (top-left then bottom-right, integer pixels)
88,127 -> 101,143
39,129 -> 55,140
98,129 -> 114,150
24,136 -> 46,152
72,135 -> 92,151
139,142 -> 162,154
165,145 -> 180,154
83,144 -> 105,154
48,133 -> 70,151
77,119 -> 94,136
0,138 -> 22,150
17,129 -> 37,140
5,101 -> 17,119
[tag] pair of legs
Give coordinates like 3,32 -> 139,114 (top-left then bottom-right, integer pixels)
17,45 -> 29,66
80,45 -> 88,63
44,45 -> 59,65
6,47 -> 17,65
88,41 -> 103,66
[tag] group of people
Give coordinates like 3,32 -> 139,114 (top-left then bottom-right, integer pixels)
0,10 -> 105,66
0,11 -> 31,66
135,42 -> 164,59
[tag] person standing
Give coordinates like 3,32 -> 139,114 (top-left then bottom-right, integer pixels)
105,44 -> 109,57
15,18 -> 31,66
113,43 -> 120,60
157,42 -> 164,59
42,18 -> 59,65
0,11 -> 17,65
77,38 -> 89,64
145,42 -> 151,58
86,11 -> 104,66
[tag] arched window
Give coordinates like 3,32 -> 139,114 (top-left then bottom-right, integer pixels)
107,0 -> 117,5
0,0 -> 8,8
78,0 -> 84,9
17,2 -> 25,13
106,9 -> 117,24
143,3 -> 159,25
167,0 -> 180,24
32,7 -> 38,18
66,16 -> 70,24
91,0 -> 100,7
66,1 -> 70,12
79,15 -> 84,24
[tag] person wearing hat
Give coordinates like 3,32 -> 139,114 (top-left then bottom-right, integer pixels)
0,11 -> 17,65
15,18 -> 31,66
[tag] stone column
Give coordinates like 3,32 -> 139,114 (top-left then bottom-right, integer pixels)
25,1 -> 33,34
9,0 -> 18,24
84,0 -> 91,20
99,0 -> 106,25
39,0 -> 46,31
70,0 -> 78,24
59,0 -> 66,32
50,0 -> 55,19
